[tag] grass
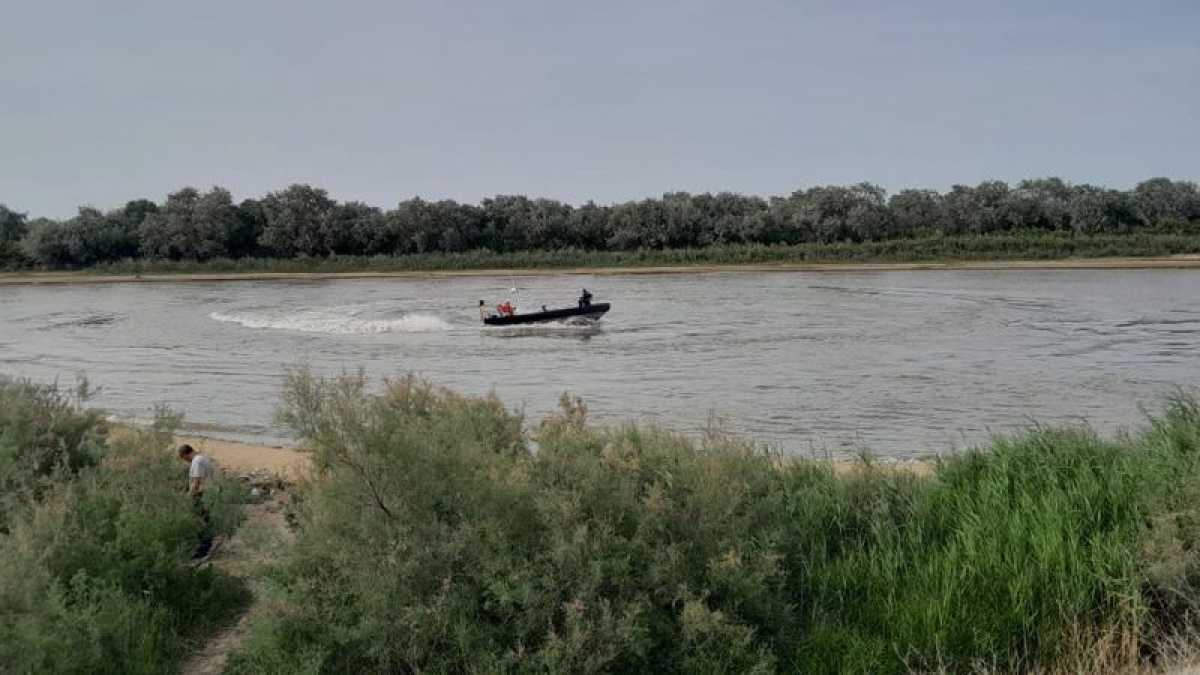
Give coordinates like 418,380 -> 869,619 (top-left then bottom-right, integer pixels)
221,373 -> 1200,674
22,231 -> 1200,277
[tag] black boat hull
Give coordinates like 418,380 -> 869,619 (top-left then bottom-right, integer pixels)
483,303 -> 610,326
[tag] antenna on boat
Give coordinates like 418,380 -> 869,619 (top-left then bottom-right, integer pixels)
509,275 -> 521,309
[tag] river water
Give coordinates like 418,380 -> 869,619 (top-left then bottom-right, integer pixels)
1,269 -> 1196,458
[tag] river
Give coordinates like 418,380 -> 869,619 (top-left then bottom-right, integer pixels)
1,269 -> 1196,458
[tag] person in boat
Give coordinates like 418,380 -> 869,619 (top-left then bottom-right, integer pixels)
497,299 -> 516,316
479,300 -> 491,320
578,288 -> 593,308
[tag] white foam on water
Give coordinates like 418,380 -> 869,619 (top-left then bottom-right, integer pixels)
210,308 -> 452,335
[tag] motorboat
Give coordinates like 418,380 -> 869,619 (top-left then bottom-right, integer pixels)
482,301 -> 610,326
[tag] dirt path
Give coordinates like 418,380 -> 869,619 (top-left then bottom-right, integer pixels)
179,492 -> 295,675
177,437 -> 305,675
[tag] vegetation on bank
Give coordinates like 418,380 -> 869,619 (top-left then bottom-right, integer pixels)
2,177 -> 1200,272
47,231 -> 1200,277
7,370 -> 1200,672
222,372 -> 1200,674
0,376 -> 247,674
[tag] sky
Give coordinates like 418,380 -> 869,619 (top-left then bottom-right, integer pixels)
2,0 -> 1198,218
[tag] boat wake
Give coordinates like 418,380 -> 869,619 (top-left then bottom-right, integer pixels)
210,307 -> 452,335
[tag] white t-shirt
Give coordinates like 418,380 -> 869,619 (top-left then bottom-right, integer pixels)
189,454 -> 216,481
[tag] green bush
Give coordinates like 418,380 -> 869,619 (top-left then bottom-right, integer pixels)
0,376 -> 107,530
0,565 -> 177,675
0,386 -> 248,674
225,373 -> 1200,673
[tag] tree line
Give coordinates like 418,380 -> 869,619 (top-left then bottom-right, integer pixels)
2,177 -> 1199,269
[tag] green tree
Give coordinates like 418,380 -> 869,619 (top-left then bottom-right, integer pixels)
139,187 -> 238,260
523,198 -> 574,250
1133,178 -> 1200,230
441,200 -> 485,252
258,184 -> 339,257
888,189 -> 946,236
71,207 -> 136,263
944,181 -> 1014,234
693,192 -> 768,245
332,201 -> 383,255
1069,185 -> 1141,234
230,198 -> 267,258
20,218 -> 75,267
386,197 -> 445,254
659,192 -> 705,248
115,199 -> 159,234
1009,178 -> 1073,231
781,183 -> 890,243
479,195 -> 541,252
0,204 -> 28,267
565,201 -> 612,249
608,198 -> 667,249
737,202 -> 793,244
20,208 -> 137,267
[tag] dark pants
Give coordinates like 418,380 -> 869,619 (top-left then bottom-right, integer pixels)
192,494 -> 214,559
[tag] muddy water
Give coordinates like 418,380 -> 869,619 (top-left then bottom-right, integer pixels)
1,269 -> 1196,458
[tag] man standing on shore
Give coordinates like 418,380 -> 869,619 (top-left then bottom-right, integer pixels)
177,444 -> 217,561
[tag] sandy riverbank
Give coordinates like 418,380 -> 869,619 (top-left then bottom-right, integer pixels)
4,255 -> 1200,286
175,435 -> 312,481
173,433 -> 935,480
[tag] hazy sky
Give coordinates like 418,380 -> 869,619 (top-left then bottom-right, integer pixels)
3,0 -> 1197,218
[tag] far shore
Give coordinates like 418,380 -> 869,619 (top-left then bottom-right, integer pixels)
4,254 -> 1200,286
